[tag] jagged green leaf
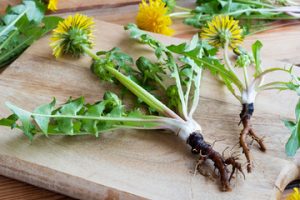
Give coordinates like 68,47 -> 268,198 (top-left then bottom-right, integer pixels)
0,92 -> 169,140
33,98 -> 56,135
56,97 -> 84,135
285,123 -> 300,157
0,114 -> 18,128
82,102 -> 106,136
0,0 -> 62,68
5,102 -> 34,140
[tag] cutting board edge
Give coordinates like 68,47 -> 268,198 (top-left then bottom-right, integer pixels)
0,154 -> 145,200
273,160 -> 300,200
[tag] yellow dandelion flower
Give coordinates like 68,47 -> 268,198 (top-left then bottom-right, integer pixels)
287,188 -> 300,200
200,15 -> 243,49
48,0 -> 58,11
50,14 -> 95,58
136,0 -> 175,36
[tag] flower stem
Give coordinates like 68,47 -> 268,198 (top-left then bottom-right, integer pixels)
224,41 -> 235,73
174,5 -> 192,12
224,40 -> 243,91
247,21 -> 300,35
234,0 -> 275,8
255,67 -> 290,79
243,66 -> 249,90
257,81 -> 288,91
189,68 -> 202,118
83,47 -> 183,121
169,12 -> 192,18
226,7 -> 300,18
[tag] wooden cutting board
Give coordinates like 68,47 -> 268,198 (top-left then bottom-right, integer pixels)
0,19 -> 299,200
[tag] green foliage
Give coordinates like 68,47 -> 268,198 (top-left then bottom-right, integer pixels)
125,24 -> 168,59
0,92 -> 164,140
162,0 -> 176,13
252,40 -> 263,76
284,76 -> 300,156
180,0 -> 300,34
169,39 -> 244,98
166,85 -> 181,110
92,47 -> 165,96
286,76 -> 300,96
0,0 -> 62,68
136,56 -> 165,86
91,47 -> 134,82
236,54 -> 251,68
285,99 -> 300,156
1,25 -> 252,141
125,25 -> 210,116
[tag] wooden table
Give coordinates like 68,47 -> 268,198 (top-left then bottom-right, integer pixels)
0,0 -> 299,199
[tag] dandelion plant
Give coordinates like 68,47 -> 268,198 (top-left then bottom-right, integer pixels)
173,0 -> 300,34
0,14 -> 244,191
134,0 -> 300,36
0,0 -> 62,68
192,15 -> 296,172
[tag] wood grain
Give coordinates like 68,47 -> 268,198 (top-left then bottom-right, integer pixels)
0,0 -> 140,14
1,0 -> 300,199
0,175 -> 72,200
0,18 -> 299,200
0,0 -> 21,14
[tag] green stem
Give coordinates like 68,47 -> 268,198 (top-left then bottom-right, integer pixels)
30,112 -> 176,124
83,47 -> 183,121
247,21 -> 300,35
113,124 -> 173,130
167,53 -> 188,119
258,86 -> 289,91
50,130 -> 118,136
154,75 -> 167,90
234,0 -> 275,8
254,67 -> 290,80
0,30 -> 18,50
239,14 -> 298,20
0,34 -> 33,63
192,57 -> 244,91
224,41 -> 244,91
189,68 -> 202,118
184,68 -> 193,110
224,41 -> 235,73
169,12 -> 192,18
175,5 -> 192,12
227,7 -> 300,17
258,81 -> 288,91
243,66 -> 249,90
250,66 -> 290,91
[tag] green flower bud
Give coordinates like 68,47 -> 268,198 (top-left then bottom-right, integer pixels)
236,54 -> 251,68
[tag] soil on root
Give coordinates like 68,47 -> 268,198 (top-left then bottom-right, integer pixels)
187,132 -> 244,191
239,103 -> 266,173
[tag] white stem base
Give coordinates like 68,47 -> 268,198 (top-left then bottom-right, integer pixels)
242,88 -> 256,104
177,119 -> 202,141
